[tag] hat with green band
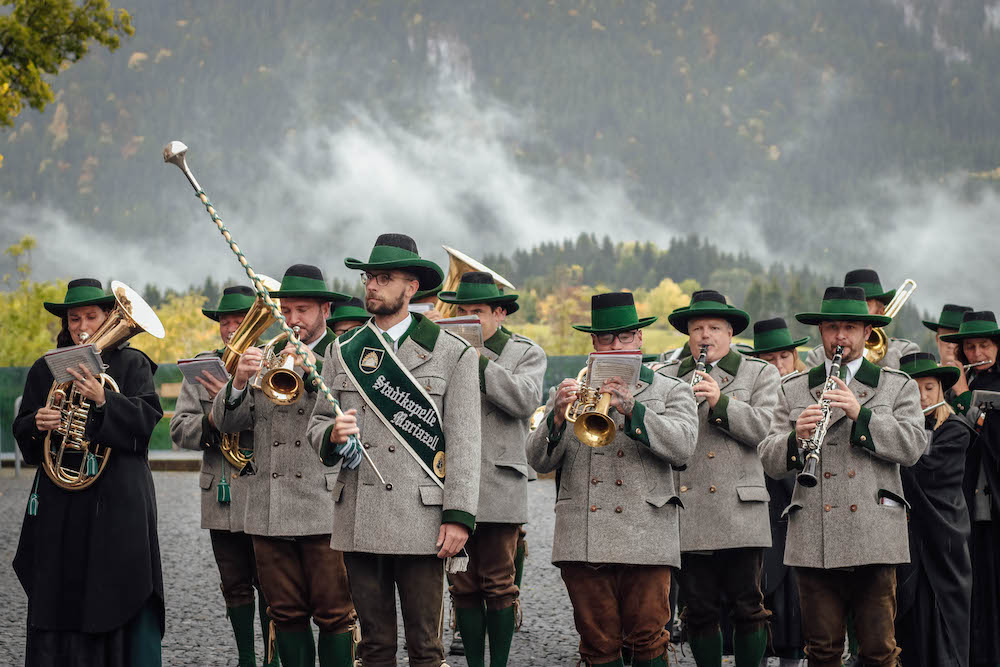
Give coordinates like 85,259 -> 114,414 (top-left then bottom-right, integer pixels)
345,234 -> 445,292
922,303 -> 973,333
437,271 -> 520,315
269,264 -> 348,302
43,278 -> 116,316
742,317 -> 809,355
326,297 -> 370,325
573,292 -> 656,333
667,290 -> 750,335
844,268 -> 895,304
202,286 -> 257,321
899,352 -> 961,391
413,281 -> 443,301
795,286 -> 892,326
939,311 -> 1000,342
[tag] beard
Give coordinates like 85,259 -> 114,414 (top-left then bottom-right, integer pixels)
367,291 -> 406,316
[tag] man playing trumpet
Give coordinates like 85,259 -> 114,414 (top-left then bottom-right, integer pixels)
213,264 -> 358,667
526,292 -> 698,667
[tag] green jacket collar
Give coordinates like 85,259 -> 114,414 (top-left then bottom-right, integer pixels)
807,357 -> 880,389
639,364 -> 654,384
678,347 -> 741,377
484,327 -> 511,356
405,313 -> 440,352
312,328 -> 336,358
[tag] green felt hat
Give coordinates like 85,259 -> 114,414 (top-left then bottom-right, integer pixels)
573,292 -> 656,333
796,286 -> 892,326
326,297 -> 370,325
413,281 -> 443,301
922,303 -> 973,333
43,278 -> 116,315
202,286 -> 257,321
344,234 -> 444,292
742,317 -> 809,354
844,269 -> 895,304
269,264 -> 347,302
899,352 -> 961,391
667,290 -> 750,335
437,271 -> 520,315
940,311 -> 1000,343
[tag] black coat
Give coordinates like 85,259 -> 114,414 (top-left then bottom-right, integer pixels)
964,368 -> 1000,662
895,415 -> 973,667
12,346 -> 165,635
761,474 -> 803,656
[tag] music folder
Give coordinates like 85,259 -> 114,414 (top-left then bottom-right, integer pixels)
44,344 -> 105,384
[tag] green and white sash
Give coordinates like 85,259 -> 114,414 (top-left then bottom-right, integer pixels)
337,321 -> 446,487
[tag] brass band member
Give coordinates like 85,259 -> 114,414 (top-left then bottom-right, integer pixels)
660,290 -> 779,666
940,311 -> 1000,666
438,271 -> 547,667
759,286 -> 924,667
308,234 -> 482,667
170,286 -> 276,667
922,304 -> 973,412
527,292 -> 699,667
742,317 -> 808,666
213,265 -> 357,666
13,279 -> 165,665
893,353 -> 973,667
804,269 -> 919,369
327,296 -> 370,336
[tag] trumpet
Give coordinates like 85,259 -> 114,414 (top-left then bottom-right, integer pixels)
564,367 -> 616,448
250,327 -> 305,405
691,345 -> 709,386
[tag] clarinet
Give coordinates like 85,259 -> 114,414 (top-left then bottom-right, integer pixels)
691,345 -> 709,386
797,345 -> 843,488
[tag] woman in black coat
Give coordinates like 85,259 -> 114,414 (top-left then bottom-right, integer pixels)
12,279 -> 165,667
894,353 -> 973,667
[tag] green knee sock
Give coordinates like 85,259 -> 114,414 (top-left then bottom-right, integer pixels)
275,628 -> 315,667
732,626 -> 768,666
485,605 -> 516,666
317,631 -> 354,667
227,602 -> 257,667
257,597 -> 278,667
688,630 -> 723,667
590,658 -> 625,667
632,654 -> 669,667
454,605 -> 487,667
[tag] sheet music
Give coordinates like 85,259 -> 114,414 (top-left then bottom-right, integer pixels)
177,357 -> 229,384
435,316 -> 485,348
587,350 -> 643,387
408,302 -> 434,313
44,344 -> 104,384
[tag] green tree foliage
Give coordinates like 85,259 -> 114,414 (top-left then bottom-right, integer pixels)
0,236 -> 66,365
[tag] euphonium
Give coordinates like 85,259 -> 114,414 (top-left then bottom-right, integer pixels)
43,281 -> 166,491
251,326 -> 305,405
218,276 -> 280,470
564,367 -> 616,448
865,279 -> 917,364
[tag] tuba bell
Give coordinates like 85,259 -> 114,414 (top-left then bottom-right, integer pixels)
864,279 -> 917,364
564,367 -> 617,448
218,276 -> 281,470
43,281 -> 166,491
435,246 -> 516,319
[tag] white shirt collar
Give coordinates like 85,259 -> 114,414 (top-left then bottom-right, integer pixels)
377,314 -> 413,351
825,355 -> 863,384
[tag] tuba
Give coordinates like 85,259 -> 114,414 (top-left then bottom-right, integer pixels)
435,246 -> 516,319
564,367 -> 617,448
864,279 -> 916,364
218,276 -> 280,470
250,327 -> 305,405
43,281 -> 166,491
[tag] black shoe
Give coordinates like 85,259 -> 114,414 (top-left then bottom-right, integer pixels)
449,630 -> 465,656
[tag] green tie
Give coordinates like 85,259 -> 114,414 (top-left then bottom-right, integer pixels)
839,365 -> 849,382
382,332 -> 394,349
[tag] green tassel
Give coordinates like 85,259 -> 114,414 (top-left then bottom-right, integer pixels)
28,493 -> 39,516
85,452 -> 99,476
217,475 -> 232,503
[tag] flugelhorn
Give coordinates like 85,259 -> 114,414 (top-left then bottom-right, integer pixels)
251,327 -> 305,405
865,279 -> 917,364
164,141 -> 390,489
43,281 -> 166,490
564,367 -> 616,448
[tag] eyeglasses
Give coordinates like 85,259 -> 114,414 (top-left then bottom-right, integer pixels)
595,330 -> 638,345
360,272 -> 393,286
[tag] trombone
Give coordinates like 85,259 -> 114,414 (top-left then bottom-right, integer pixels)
864,279 -> 916,364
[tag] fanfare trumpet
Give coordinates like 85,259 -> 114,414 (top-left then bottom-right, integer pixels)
564,367 -> 617,448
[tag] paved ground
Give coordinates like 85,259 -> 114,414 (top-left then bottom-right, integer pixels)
0,469 -> 784,666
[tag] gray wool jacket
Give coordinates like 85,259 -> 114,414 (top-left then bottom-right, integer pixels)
170,350 -> 252,532
211,330 -> 340,538
475,328 -> 547,524
758,359 -> 925,569
659,350 -> 781,552
526,365 -> 698,567
307,314 -> 482,556
804,338 -> 920,371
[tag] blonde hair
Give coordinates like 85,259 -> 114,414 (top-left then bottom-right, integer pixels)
925,378 -> 955,429
794,356 -> 808,373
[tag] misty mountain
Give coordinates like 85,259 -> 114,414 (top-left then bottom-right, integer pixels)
2,0 -> 998,312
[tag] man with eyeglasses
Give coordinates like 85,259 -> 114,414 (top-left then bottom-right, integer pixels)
308,234 -> 482,667
659,290 -> 780,666
526,292 -> 698,667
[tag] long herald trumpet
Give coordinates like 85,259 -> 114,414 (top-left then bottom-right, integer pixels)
797,344 -> 844,488
564,367 -> 616,448
163,141 -> 390,489
865,279 -> 916,364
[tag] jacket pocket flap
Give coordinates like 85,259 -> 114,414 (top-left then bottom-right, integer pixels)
419,485 -> 444,506
495,461 -> 529,477
736,485 -> 771,502
646,494 -> 683,509
325,472 -> 340,492
199,471 -> 215,490
780,501 -> 803,519
877,488 -> 911,510
331,479 -> 345,502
